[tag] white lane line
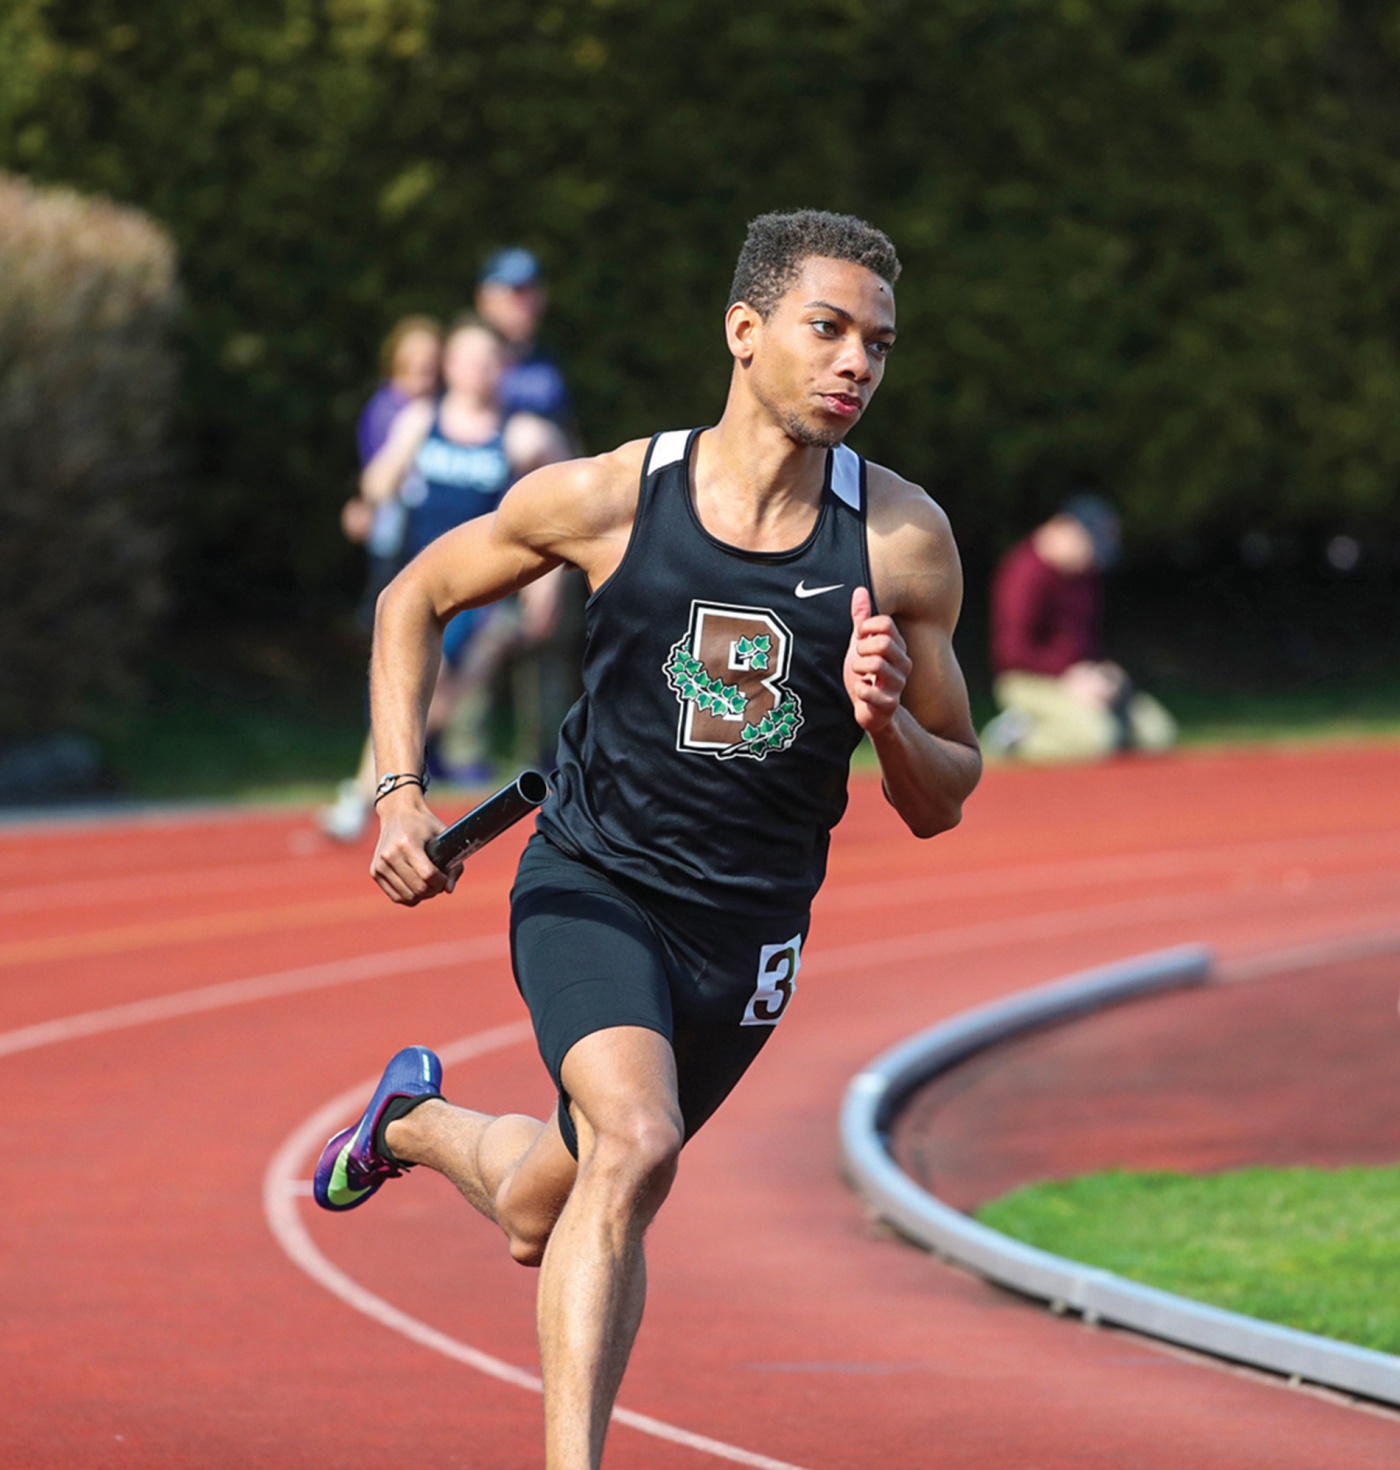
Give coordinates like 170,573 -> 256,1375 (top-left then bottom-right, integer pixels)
820,827 -> 1400,913
0,856 -> 377,915
7,864 -> 1395,1061
13,821 -> 1395,917
1218,927 -> 1400,982
0,801 -> 299,837
263,1028 -> 815,1470
803,866 -> 1400,977
0,937 -> 507,1058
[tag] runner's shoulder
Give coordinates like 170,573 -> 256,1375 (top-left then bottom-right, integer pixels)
863,460 -> 962,615
864,461 -> 955,547
501,437 -> 650,546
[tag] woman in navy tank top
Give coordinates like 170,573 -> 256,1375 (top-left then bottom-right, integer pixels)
318,317 -> 567,840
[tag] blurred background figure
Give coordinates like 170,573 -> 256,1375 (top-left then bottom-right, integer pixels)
319,316 -> 567,841
475,248 -> 571,428
340,315 -> 443,626
981,493 -> 1177,763
476,246 -> 584,771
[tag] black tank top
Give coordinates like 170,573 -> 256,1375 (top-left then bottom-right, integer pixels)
539,428 -> 873,917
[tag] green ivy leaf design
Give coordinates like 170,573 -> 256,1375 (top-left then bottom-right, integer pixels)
666,628 -> 803,759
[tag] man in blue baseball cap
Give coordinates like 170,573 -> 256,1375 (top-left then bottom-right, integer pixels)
474,248 -> 581,771
476,248 -> 572,427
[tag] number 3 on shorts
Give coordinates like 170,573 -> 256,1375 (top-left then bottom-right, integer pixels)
740,934 -> 803,1026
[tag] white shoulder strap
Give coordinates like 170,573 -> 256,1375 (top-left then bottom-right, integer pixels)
646,429 -> 692,476
830,444 -> 862,510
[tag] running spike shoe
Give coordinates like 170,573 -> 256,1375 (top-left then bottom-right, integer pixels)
313,1045 -> 443,1212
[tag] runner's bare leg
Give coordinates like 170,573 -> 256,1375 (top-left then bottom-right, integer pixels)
386,1025 -> 681,1470
385,1101 -> 577,1261
535,1027 -> 681,1469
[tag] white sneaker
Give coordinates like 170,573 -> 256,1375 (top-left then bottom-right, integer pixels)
318,781 -> 369,843
980,709 -> 1033,758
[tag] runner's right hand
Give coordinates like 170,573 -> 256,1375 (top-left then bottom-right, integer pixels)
371,789 -> 454,906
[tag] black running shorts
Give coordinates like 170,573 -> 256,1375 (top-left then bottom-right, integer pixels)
509,832 -> 809,1158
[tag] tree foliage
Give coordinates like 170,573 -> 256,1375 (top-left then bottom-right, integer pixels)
0,172 -> 178,735
3,0 -> 1399,618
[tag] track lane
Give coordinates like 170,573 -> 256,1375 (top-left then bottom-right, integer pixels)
264,1033 -> 817,1470
6,745 -> 1400,1467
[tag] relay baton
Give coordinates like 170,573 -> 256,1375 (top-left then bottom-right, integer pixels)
424,770 -> 551,871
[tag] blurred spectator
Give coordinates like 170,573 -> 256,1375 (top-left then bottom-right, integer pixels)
319,316 -> 568,841
340,316 -> 443,620
359,316 -> 444,462
982,494 -> 1177,763
475,248 -> 571,428
476,247 -> 583,769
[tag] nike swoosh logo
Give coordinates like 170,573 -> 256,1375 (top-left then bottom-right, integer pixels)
328,1135 -> 371,1206
795,581 -> 844,599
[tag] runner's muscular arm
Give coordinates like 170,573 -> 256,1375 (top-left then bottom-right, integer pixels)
503,412 -> 574,640
369,441 -> 646,904
845,471 -> 982,839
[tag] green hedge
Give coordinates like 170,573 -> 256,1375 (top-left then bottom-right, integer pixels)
0,172 -> 178,736
3,0 -> 1398,620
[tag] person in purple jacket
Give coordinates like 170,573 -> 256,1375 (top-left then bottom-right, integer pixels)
359,316 -> 444,462
341,316 -> 444,617
982,493 -> 1176,761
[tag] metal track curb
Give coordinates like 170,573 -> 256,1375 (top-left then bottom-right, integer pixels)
839,944 -> 1400,1406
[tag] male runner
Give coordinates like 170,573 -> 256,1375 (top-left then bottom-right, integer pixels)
313,209 -> 982,1469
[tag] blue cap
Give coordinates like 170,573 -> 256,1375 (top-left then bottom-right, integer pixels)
479,247 -> 543,288
1060,493 -> 1121,569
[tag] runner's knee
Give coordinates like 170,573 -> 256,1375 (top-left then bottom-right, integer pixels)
582,1107 -> 682,1207
498,1111 -> 680,1265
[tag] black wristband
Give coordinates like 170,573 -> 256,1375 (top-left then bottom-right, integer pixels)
373,771 -> 429,806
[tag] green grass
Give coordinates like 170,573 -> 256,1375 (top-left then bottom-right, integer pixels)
1156,676 -> 1400,747
976,1165 -> 1400,1354
91,686 -> 364,804
850,675 -> 1400,776
83,653 -> 365,804
78,632 -> 529,804
65,631 -> 1400,804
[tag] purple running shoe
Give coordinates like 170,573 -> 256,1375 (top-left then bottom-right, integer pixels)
313,1046 -> 442,1211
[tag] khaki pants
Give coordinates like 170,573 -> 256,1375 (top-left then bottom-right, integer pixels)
992,672 -> 1177,764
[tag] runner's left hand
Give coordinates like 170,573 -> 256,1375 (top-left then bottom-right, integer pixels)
844,586 -> 910,734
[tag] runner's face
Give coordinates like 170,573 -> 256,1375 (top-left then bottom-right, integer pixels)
746,257 -> 896,449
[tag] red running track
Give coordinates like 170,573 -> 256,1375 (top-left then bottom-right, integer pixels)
4,743 -> 1400,1468
892,948 -> 1400,1213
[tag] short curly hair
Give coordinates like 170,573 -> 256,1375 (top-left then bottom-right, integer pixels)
727,210 -> 901,319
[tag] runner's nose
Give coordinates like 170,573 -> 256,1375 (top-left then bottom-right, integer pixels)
833,337 -> 874,384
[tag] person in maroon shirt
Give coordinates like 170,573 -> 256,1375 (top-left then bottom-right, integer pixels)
983,494 -> 1176,761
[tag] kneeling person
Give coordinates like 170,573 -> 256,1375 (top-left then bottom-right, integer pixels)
983,494 -> 1177,763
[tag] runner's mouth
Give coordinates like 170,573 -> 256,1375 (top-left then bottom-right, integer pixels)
820,394 -> 863,418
